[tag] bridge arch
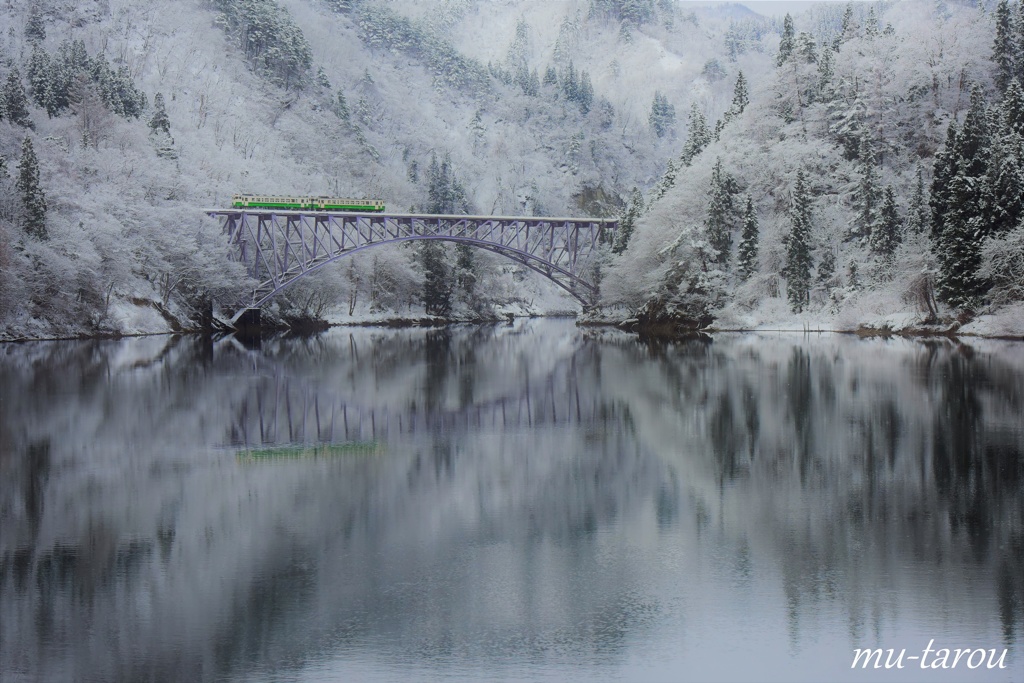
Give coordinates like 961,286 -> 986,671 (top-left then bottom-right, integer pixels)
206,210 -> 616,323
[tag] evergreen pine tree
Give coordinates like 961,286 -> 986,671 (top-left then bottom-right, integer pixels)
851,132 -> 881,239
420,240 -> 452,316
871,186 -> 902,257
864,7 -> 879,38
648,158 -> 678,204
1016,0 -> 1024,84
26,45 -> 52,110
934,86 -> 992,308
737,194 -> 759,279
721,71 -> 749,127
907,164 -> 929,234
149,92 -> 171,136
543,66 -> 558,87
930,121 -> 958,240
455,243 -> 477,303
776,14 -> 795,67
816,45 -> 836,103
705,158 -> 740,266
613,187 -> 643,254
562,61 -> 578,101
984,78 -> 1024,236
994,0 -> 1016,92
680,103 -> 710,166
834,3 -> 856,51
332,90 -> 350,121
25,3 -> 46,43
16,137 -> 47,240
578,71 -> 594,113
730,70 -> 749,115
649,91 -> 675,137
785,169 -> 814,312
3,69 -> 34,130
316,66 -> 331,90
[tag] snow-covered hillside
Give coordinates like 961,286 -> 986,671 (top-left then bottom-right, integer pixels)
0,0 -> 1020,339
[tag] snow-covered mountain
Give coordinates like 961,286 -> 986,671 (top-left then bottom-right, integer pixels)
0,0 -> 1020,338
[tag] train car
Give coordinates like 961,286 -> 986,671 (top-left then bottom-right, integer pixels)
231,194 -> 385,212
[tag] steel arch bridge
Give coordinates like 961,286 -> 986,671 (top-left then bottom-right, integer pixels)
205,209 -> 617,323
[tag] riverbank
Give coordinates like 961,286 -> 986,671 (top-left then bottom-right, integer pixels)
3,299 -> 1022,343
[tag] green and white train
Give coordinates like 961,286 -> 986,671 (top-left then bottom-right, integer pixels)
231,194 -> 385,212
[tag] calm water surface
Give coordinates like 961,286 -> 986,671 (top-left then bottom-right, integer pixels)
1,320 -> 1022,682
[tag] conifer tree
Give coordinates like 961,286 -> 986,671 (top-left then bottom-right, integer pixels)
851,132 -> 880,239
993,0 -> 1016,92
984,78 -> 1024,236
680,103 -> 710,166
543,66 -> 558,87
455,243 -> 477,302
16,137 -> 47,240
562,61 -> 578,101
737,194 -> 759,279
705,158 -> 740,266
934,86 -> 991,307
721,71 -> 749,128
420,240 -> 452,316
776,14 -> 795,66
871,186 -> 902,257
3,69 -> 34,130
648,158 -> 677,205
332,90 -> 350,121
785,169 -> 814,312
930,122 -> 958,240
149,92 -> 171,136
649,91 -> 675,137
730,70 -> 749,116
613,187 -> 643,254
578,71 -> 593,113
25,3 -> 46,43
817,46 -> 836,103
906,164 -> 929,234
1016,0 -> 1024,84
864,6 -> 879,39
834,3 -> 856,51
26,45 -> 52,109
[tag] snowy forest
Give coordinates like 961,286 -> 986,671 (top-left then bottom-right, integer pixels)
0,0 -> 1022,339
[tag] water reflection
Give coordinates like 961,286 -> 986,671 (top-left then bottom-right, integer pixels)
0,322 -> 1021,682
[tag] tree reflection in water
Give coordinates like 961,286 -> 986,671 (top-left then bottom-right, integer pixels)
0,322 -> 1021,682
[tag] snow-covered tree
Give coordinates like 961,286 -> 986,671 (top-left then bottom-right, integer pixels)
679,103 -> 710,167
149,93 -> 172,136
25,3 -> 46,43
851,132 -> 881,240
784,170 -> 814,313
871,186 -> 901,259
705,158 -> 740,266
737,195 -> 759,280
776,14 -> 795,67
3,69 -> 34,130
993,0 -> 1016,92
649,91 -> 675,138
613,187 -> 643,254
934,87 -> 991,308
16,137 -> 47,240
906,165 -> 929,235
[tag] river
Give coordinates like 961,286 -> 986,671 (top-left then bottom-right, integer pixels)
1,320 -> 1022,682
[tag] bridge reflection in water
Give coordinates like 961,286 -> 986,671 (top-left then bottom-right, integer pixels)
227,366 -> 611,448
